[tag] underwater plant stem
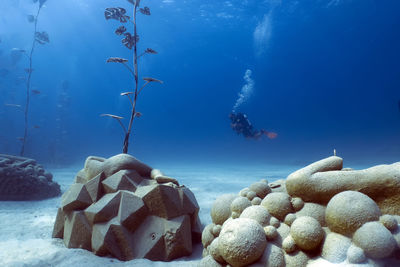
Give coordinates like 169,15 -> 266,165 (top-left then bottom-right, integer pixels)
122,4 -> 139,154
126,94 -> 134,108
117,118 -> 127,134
20,6 -> 42,156
138,81 -> 149,95
121,62 -> 135,77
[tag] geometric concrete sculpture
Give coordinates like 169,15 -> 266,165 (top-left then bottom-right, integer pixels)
84,172 -> 105,203
52,208 -> 65,238
164,215 -> 193,260
53,153 -> 201,262
200,156 -> 400,266
63,211 -> 92,250
135,184 -> 182,219
102,170 -> 140,194
118,190 -> 148,231
0,154 -> 60,200
61,183 -> 92,212
84,191 -> 122,224
91,217 -> 135,260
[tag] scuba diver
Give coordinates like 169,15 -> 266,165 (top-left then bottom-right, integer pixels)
229,112 -> 277,140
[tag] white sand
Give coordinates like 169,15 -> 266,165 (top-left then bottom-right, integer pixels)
0,164 -> 296,267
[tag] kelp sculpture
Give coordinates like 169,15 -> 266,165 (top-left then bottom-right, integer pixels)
103,0 -> 162,154
20,0 -> 50,156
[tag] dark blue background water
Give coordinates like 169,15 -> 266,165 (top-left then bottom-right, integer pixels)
0,0 -> 399,167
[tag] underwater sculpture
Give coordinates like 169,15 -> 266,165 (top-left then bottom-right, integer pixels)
286,156 -> 400,215
57,2 -> 201,260
102,0 -> 162,154
0,154 -> 60,200
18,0 -> 50,156
200,156 -> 400,266
52,154 -> 201,261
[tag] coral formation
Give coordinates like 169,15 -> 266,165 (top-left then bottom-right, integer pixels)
0,153 -> 60,200
200,156 -> 400,266
53,154 -> 201,261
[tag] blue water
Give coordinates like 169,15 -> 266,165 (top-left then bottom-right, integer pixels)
0,0 -> 399,167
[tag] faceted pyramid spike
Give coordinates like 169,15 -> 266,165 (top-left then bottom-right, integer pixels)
178,187 -> 201,242
74,169 -> 87,184
135,184 -> 182,219
63,211 -> 92,251
179,186 -> 199,215
118,190 -> 148,232
164,215 -> 192,260
84,191 -> 122,225
124,169 -> 144,184
102,170 -> 138,194
131,215 -> 167,260
61,183 -> 92,212
91,218 -> 135,261
144,237 -> 166,261
191,213 -> 202,243
52,207 -> 66,238
85,172 -> 106,202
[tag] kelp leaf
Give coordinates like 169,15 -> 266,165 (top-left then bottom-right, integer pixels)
27,15 -> 35,23
4,103 -> 22,108
106,57 -> 128,63
35,31 -> 50,44
145,48 -> 157,54
32,0 -> 38,3
139,7 -> 150,15
105,7 -> 130,23
115,26 -> 127,36
100,113 -> 124,120
126,0 -> 135,5
120,92 -> 133,96
143,77 -> 163,83
122,33 -> 139,49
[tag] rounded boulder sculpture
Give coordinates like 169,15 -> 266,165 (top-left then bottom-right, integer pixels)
326,191 -> 381,236
218,218 -> 267,267
201,156 -> 400,266
290,216 -> 324,251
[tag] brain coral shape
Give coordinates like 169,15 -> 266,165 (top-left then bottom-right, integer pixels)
218,218 -> 267,267
325,191 -> 381,236
261,192 -> 293,221
290,216 -> 324,251
240,205 -> 271,227
211,194 -> 237,225
353,221 -> 396,259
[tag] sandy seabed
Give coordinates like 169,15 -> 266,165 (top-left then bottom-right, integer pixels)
0,164 -> 298,267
